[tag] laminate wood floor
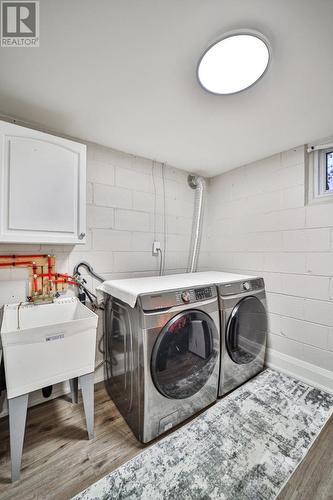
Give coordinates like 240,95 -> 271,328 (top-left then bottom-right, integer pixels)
0,383 -> 332,500
0,383 -> 144,500
278,412 -> 333,500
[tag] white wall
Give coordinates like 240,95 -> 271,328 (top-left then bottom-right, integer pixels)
2,123 -> 332,400
201,145 -> 333,392
0,141 -> 194,306
0,139 -> 194,413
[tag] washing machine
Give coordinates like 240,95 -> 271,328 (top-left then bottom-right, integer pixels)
103,283 -> 220,443
218,277 -> 267,396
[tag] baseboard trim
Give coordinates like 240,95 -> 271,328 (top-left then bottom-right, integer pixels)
266,348 -> 333,394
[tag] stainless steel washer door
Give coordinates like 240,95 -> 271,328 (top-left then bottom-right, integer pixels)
226,296 -> 267,364
151,310 -> 218,399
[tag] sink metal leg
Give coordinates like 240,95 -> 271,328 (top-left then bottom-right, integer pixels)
79,372 -> 94,439
8,393 -> 29,482
69,377 -> 79,404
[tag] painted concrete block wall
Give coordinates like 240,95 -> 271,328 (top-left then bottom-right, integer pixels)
0,140 -> 194,413
201,145 -> 333,392
0,142 -> 194,307
72,143 -> 194,281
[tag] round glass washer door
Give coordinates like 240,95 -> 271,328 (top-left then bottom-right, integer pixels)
226,296 -> 267,364
151,310 -> 218,399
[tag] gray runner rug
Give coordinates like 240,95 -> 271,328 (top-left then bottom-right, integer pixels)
73,369 -> 333,500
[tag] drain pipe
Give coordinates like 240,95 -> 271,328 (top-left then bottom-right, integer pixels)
187,175 -> 206,273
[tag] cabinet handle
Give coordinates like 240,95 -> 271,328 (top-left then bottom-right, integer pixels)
78,232 -> 86,240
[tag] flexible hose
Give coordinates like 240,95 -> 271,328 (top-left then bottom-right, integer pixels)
187,175 -> 206,273
73,261 -> 105,283
72,261 -> 104,303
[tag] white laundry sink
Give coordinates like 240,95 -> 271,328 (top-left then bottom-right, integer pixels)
0,297 -> 98,399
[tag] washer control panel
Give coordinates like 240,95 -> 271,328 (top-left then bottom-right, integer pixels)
176,286 -> 215,305
181,290 -> 191,303
141,285 -> 216,311
195,286 -> 214,300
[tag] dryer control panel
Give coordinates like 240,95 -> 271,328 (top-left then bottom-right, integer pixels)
140,285 -> 216,311
219,278 -> 265,297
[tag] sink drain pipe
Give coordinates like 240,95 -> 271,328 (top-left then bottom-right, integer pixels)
187,175 -> 206,273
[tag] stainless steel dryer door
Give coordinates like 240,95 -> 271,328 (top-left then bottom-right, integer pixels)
226,296 -> 267,364
151,310 -> 218,399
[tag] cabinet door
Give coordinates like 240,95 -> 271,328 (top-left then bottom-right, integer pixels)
0,120 -> 86,244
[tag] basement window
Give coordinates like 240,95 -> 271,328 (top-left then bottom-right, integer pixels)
325,150 -> 333,191
308,145 -> 333,203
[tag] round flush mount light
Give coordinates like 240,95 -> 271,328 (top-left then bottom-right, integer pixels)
197,30 -> 271,95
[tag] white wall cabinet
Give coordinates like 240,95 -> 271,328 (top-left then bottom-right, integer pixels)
0,120 -> 86,244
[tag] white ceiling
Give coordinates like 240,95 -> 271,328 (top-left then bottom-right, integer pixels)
1,0 -> 333,177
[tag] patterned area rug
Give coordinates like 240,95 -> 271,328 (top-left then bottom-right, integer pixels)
73,370 -> 333,500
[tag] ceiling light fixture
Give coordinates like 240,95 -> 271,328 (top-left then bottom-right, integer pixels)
197,29 -> 271,95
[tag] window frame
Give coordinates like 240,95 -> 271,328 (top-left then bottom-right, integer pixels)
308,146 -> 333,204
323,149 -> 333,193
